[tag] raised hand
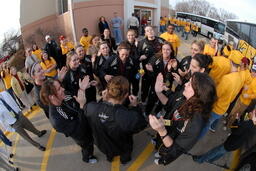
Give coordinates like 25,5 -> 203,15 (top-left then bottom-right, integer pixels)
139,55 -> 147,61
172,72 -> 182,85
73,89 -> 86,109
149,115 -> 166,134
129,95 -> 138,107
57,66 -> 68,82
79,75 -> 90,91
145,64 -> 153,72
104,75 -> 113,82
155,73 -> 165,93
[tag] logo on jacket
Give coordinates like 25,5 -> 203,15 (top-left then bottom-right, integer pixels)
98,112 -> 109,123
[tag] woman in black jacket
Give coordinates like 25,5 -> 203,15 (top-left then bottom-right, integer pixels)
62,51 -> 97,102
101,28 -> 117,52
99,42 -> 138,91
84,76 -> 147,164
40,76 -> 97,163
98,16 -> 110,35
149,72 -> 216,165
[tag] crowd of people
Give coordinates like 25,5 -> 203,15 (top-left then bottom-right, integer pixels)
1,12 -> 256,170
160,16 -> 200,40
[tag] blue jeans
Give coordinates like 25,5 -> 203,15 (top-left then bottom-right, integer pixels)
184,32 -> 189,40
199,112 -> 222,138
194,144 -> 228,163
112,27 -> 123,44
0,130 -> 12,146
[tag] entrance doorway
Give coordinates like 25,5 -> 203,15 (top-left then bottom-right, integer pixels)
134,8 -> 153,35
134,8 -> 153,25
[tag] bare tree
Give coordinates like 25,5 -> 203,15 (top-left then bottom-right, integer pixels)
175,0 -> 237,21
219,8 -> 237,21
24,26 -> 64,48
1,31 -> 22,57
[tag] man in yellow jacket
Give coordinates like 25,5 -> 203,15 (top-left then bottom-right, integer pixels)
79,28 -> 92,52
60,35 -> 74,67
160,24 -> 180,57
200,50 -> 251,137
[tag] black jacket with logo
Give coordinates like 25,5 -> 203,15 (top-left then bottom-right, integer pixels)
99,55 -> 138,87
84,101 -> 147,158
62,64 -> 96,102
49,95 -> 93,144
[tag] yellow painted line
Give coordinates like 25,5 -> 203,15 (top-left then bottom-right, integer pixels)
224,149 -> 241,171
111,156 -> 120,171
127,143 -> 154,171
40,128 -> 57,171
10,134 -> 20,163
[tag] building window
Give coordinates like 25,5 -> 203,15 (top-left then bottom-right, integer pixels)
58,0 -> 68,14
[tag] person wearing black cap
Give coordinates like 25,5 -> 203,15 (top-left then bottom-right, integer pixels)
44,35 -> 62,69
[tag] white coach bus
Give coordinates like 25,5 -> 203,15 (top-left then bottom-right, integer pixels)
176,12 -> 239,45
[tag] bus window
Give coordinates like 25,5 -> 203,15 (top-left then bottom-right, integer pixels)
227,22 -> 240,33
249,25 -> 256,48
196,17 -> 201,23
207,20 -> 216,28
240,23 -> 250,43
202,18 -> 207,25
214,23 -> 225,34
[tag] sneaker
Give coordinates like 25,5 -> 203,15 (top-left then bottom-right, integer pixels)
154,159 -> 160,165
9,153 -> 14,158
223,126 -> 227,131
154,152 -> 161,158
192,155 -> 203,164
9,160 -> 14,165
209,127 -> 216,133
38,130 -> 47,137
84,156 -> 98,164
38,145 -> 46,151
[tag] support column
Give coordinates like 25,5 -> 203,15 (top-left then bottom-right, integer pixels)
124,0 -> 134,35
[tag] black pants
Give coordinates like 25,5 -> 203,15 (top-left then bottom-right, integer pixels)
145,90 -> 162,115
158,143 -> 184,165
141,73 -> 153,102
131,78 -> 139,96
71,117 -> 94,162
86,87 -> 97,103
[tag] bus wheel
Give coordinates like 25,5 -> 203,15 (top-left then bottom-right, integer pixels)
208,33 -> 213,39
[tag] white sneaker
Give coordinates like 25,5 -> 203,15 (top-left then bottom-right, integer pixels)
154,152 -> 161,158
154,159 -> 160,165
223,126 -> 227,131
88,158 -> 98,164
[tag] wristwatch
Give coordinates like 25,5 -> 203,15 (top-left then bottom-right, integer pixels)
160,132 -> 168,140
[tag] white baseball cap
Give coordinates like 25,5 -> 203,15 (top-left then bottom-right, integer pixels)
45,35 -> 51,41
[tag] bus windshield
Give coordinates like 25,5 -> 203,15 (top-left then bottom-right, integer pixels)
214,23 -> 225,34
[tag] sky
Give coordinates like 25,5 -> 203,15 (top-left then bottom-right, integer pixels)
170,0 -> 256,23
0,0 -> 20,42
